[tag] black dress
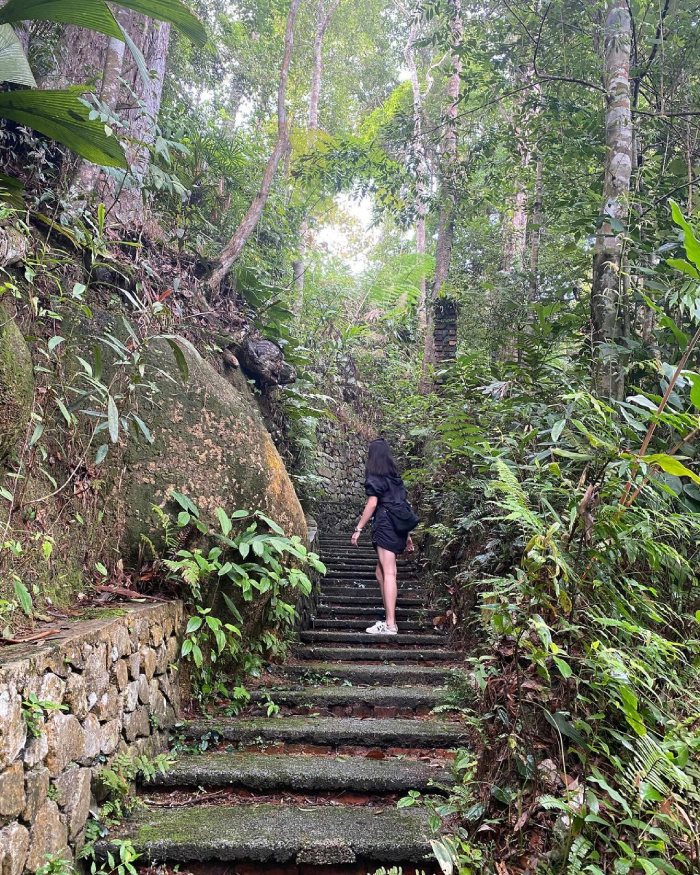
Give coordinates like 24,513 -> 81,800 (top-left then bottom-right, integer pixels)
365,473 -> 409,554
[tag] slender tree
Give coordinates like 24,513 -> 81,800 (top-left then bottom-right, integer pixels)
208,0 -> 303,294
591,0 -> 633,400
422,0 -> 462,378
293,0 -> 342,299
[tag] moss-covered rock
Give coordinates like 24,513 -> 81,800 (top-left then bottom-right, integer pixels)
120,337 -> 307,559
0,304 -> 33,462
63,313 -> 306,560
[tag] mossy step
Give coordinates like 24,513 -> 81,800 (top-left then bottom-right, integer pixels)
296,645 -> 460,662
100,803 -> 434,865
250,684 -> 445,709
317,604 -> 426,617
310,618 -> 433,632
282,661 -> 454,685
145,751 -> 451,792
181,716 -> 467,748
299,631 -> 444,646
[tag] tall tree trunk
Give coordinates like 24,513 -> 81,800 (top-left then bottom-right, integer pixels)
72,11 -> 128,193
208,0 -> 302,294
308,0 -> 341,131
403,17 -> 430,332
293,0 -> 341,308
529,158 -> 543,303
422,0 -> 462,380
591,0 -> 633,400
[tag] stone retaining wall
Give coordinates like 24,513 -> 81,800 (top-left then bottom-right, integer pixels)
0,601 -> 183,873
313,420 -> 367,533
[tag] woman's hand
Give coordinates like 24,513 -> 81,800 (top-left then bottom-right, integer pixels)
406,535 -> 415,553
351,530 -> 360,546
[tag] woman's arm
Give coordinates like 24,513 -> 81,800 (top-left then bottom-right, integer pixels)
351,496 -> 378,545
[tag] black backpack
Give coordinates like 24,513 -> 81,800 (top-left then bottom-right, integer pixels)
387,500 -> 419,534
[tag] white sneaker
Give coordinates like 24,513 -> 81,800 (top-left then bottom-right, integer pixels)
365,621 -> 398,635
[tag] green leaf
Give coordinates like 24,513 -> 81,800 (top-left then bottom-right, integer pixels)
0,485 -> 14,501
0,23 -> 37,86
185,616 -> 202,634
132,414 -> 152,443
666,257 -> 700,279
641,453 -> 700,485
217,507 -> 232,537
95,444 -> 108,464
670,200 -> 700,270
254,511 -> 284,534
29,423 -> 44,447
0,170 -> 25,207
107,395 -> 119,443
222,592 -> 243,622
47,335 -> 64,353
55,396 -> 72,426
170,491 -> 199,517
553,656 -> 572,679
0,89 -> 126,167
231,509 -> 250,519
164,337 -> 189,382
543,709 -> 588,749
177,511 -> 190,526
0,0 -> 121,36
0,0 -> 206,46
113,0 -> 206,46
13,578 -> 32,615
92,343 -> 103,381
550,419 -> 566,442
658,315 -> 688,347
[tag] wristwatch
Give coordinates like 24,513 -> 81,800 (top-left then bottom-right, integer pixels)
354,526 -> 362,533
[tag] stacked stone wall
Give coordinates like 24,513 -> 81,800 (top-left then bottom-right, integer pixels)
313,419 -> 367,534
433,298 -> 458,369
0,601 -> 183,873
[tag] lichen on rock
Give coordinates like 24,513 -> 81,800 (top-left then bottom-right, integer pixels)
0,304 -> 33,463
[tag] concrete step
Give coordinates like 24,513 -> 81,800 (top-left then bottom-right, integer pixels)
146,750 -> 451,792
296,646 -> 460,662
316,604 -> 426,618
299,631 -> 444,646
321,587 -> 427,600
323,560 -> 415,570
281,661 -> 454,686
181,716 -> 468,748
310,618 -> 434,632
98,804 -> 435,865
324,571 -> 421,581
249,685 -> 445,711
319,594 -> 425,606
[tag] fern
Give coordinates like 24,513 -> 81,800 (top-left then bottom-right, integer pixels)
486,459 -> 545,535
567,836 -> 593,875
623,735 -> 692,801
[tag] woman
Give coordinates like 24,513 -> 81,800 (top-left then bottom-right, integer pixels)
351,438 -> 414,635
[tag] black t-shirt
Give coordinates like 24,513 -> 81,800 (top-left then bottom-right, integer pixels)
365,473 -> 406,507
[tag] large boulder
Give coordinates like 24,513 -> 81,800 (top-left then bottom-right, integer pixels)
121,337 -> 307,557
239,339 -> 296,388
64,312 -> 307,561
0,305 -> 33,462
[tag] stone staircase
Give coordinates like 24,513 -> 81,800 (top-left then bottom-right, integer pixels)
103,534 -> 466,874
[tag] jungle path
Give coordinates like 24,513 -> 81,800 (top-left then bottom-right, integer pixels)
106,535 -> 467,874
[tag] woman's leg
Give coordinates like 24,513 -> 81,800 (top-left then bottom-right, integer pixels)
375,558 -> 384,597
376,547 -> 397,628
375,555 -> 386,621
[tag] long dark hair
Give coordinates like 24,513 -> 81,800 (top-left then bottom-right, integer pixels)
365,438 -> 399,478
